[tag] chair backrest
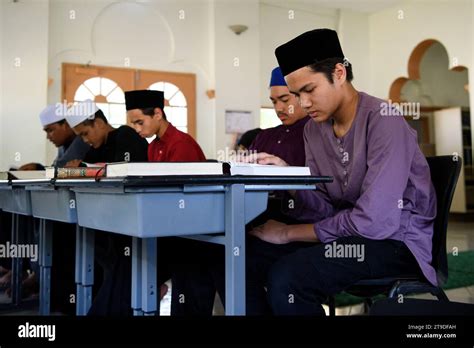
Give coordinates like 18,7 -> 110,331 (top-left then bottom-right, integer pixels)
426,156 -> 462,285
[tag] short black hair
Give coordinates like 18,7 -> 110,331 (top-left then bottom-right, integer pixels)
238,128 -> 262,149
140,107 -> 167,121
81,109 -> 108,127
308,57 -> 353,83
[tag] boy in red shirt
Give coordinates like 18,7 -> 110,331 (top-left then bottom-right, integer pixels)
125,90 -> 205,162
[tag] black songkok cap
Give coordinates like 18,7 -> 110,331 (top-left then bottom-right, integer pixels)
125,90 -> 164,111
275,29 -> 345,76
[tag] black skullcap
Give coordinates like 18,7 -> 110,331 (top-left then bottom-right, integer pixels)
275,29 -> 344,76
125,90 -> 164,111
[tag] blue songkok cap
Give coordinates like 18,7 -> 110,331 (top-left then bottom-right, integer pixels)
269,67 -> 287,87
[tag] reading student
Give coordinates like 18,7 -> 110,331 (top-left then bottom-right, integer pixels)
169,68 -> 310,315
65,100 -> 148,315
20,104 -> 93,169
125,90 -> 206,162
65,99 -> 148,165
248,66 -> 309,167
125,89 -> 208,310
246,28 -> 436,315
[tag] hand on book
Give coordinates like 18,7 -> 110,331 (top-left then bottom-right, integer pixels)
241,152 -> 289,166
64,159 -> 83,168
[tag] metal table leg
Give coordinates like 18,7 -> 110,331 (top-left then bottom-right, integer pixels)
75,227 -> 94,315
224,184 -> 246,315
39,219 -> 53,315
75,225 -> 83,315
11,213 -> 23,306
141,238 -> 157,316
131,237 -> 143,316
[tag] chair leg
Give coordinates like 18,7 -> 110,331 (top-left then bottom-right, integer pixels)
328,296 -> 336,316
388,281 -> 450,302
362,298 -> 372,314
431,288 -> 450,302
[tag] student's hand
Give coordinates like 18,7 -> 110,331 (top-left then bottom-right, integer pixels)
64,159 -> 82,168
249,219 -> 289,244
242,152 -> 289,166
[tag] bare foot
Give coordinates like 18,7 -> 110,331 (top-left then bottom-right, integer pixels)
22,272 -> 39,298
0,270 -> 11,288
5,272 -> 38,299
160,284 -> 168,300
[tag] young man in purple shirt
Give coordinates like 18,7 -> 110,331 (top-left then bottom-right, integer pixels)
249,28 -> 436,315
168,68 -> 311,315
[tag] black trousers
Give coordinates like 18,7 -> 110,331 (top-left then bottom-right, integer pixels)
0,210 -> 12,270
87,235 -> 191,316
172,235 -> 423,316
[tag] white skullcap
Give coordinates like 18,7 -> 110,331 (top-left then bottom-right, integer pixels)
65,100 -> 99,128
39,104 -> 65,127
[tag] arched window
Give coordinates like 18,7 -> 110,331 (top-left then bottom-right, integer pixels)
149,82 -> 188,133
74,77 -> 126,128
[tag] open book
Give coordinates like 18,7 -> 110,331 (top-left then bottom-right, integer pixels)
104,162 -> 310,177
0,170 -> 47,180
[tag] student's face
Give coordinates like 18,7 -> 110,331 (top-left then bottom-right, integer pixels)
127,108 -> 161,138
269,86 -> 307,126
73,121 -> 106,149
285,65 -> 345,123
43,121 -> 74,147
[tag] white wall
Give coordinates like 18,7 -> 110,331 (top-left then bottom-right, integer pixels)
259,1 -> 337,107
213,0 -> 261,155
0,0 -> 3,171
1,0 -> 49,171
369,0 -> 472,100
338,9 -> 371,93
46,0 -> 216,163
415,42 -> 470,107
1,0 -> 473,168
369,0 -> 473,166
258,3 -> 371,108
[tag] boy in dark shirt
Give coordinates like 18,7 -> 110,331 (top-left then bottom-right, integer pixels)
65,100 -> 148,315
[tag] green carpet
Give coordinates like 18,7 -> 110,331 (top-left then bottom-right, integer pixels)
334,250 -> 474,307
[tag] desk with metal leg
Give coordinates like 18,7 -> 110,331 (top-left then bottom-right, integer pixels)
55,175 -> 331,316
0,181 -> 33,308
25,181 -> 78,315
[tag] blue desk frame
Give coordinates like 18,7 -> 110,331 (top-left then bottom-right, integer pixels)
0,180 -> 34,308
4,175 -> 332,316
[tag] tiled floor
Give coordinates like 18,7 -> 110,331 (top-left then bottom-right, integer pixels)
2,216 -> 473,316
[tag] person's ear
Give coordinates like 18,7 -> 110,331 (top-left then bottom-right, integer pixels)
334,63 -> 346,85
153,107 -> 163,121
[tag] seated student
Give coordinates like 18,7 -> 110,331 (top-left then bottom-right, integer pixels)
125,90 -> 205,162
65,100 -> 148,316
248,67 -> 309,167
22,104 -> 93,168
1,105 -> 97,313
169,68 -> 310,315
124,89 -> 207,310
245,28 -> 436,315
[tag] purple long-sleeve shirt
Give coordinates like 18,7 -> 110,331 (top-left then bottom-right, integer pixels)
249,116 -> 310,166
292,92 -> 437,286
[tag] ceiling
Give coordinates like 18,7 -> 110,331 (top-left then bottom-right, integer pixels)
263,0 -> 403,14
